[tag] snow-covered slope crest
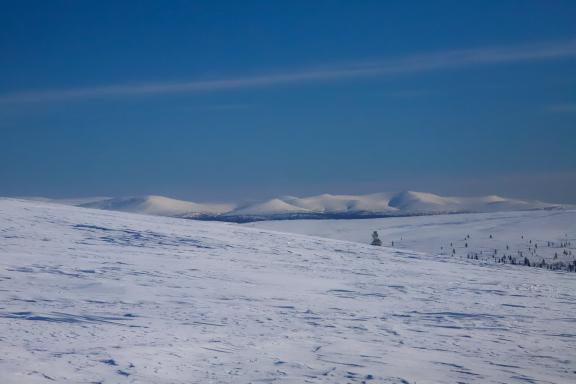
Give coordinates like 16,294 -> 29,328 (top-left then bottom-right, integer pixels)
0,198 -> 575,383
25,190 -> 564,222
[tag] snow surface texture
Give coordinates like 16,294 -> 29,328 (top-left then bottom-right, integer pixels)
0,199 -> 575,383
246,210 -> 576,267
35,190 -> 564,222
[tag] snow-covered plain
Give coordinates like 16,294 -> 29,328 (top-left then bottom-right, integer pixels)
1,198 -> 575,383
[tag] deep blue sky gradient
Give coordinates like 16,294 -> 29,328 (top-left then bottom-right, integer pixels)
1,1 -> 575,202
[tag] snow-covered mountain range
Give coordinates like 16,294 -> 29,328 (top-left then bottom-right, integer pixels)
28,190 -> 564,222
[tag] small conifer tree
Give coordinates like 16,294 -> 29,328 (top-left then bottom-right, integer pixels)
371,231 -> 382,246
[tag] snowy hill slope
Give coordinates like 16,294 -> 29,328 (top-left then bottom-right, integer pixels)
280,193 -> 396,213
247,209 -> 576,267
388,190 -> 459,210
26,190 -> 563,222
0,198 -> 574,383
388,191 -> 553,213
229,197 -> 314,216
21,196 -> 112,206
80,195 -> 234,218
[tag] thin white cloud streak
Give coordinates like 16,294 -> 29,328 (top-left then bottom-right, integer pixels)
1,39 -> 576,103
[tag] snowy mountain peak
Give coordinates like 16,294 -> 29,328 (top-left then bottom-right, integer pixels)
480,194 -> 508,203
80,195 -> 234,217
230,198 -> 313,216
388,190 -> 460,210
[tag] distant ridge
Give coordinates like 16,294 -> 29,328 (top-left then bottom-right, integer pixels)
80,195 -> 234,218
24,191 -> 565,223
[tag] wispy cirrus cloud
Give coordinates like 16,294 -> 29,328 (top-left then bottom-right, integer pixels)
1,39 -> 576,104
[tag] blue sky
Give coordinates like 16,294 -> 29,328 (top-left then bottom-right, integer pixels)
1,1 -> 575,202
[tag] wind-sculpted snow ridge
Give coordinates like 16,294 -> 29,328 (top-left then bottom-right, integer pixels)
27,190 -> 565,223
0,198 -> 575,383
